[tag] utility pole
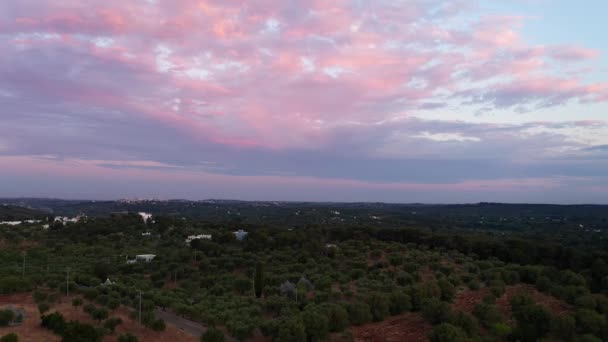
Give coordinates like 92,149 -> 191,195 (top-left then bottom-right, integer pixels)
138,290 -> 142,327
66,267 -> 71,297
21,252 -> 26,278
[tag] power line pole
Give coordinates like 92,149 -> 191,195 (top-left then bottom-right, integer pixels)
66,267 -> 70,297
138,290 -> 142,327
21,252 -> 26,278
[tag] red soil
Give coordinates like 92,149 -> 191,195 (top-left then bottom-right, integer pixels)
0,293 -> 198,342
351,313 -> 432,342
452,284 -> 572,321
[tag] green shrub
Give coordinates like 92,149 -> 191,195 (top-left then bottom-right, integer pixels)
326,304 -> 349,332
366,292 -> 390,321
0,333 -> 18,342
150,318 -> 166,331
37,302 -> 50,315
0,310 -> 15,326
118,333 -> 138,342
389,291 -> 411,315
71,298 -> 83,307
103,317 -> 122,333
422,299 -> 452,325
346,302 -> 372,326
201,327 -> 225,342
472,303 -> 502,327
429,323 -> 468,342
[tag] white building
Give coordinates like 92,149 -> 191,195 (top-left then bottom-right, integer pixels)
185,234 -> 212,245
233,229 -> 248,241
139,212 -> 153,223
126,254 -> 156,263
0,221 -> 23,226
136,254 -> 156,262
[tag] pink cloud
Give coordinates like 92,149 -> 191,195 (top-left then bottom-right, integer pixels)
1,0 -> 607,152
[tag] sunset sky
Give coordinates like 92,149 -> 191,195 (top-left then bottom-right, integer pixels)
1,0 -> 607,203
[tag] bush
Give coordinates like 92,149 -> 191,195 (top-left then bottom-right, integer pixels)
422,299 -> 452,325
366,292 -> 390,322
37,302 -> 50,315
491,322 -> 512,339
346,302 -> 372,326
277,316 -> 306,342
326,304 -> 349,332
449,311 -> 478,336
71,298 -> 83,307
150,318 -> 166,331
118,333 -> 138,342
512,304 -> 552,342
201,326 -> 225,342
575,309 -> 606,337
438,279 -> 456,302
92,308 -> 109,322
0,310 -> 15,326
429,323 -> 468,342
63,321 -> 103,342
389,292 -> 411,315
83,303 -> 96,315
0,333 -> 18,342
40,312 -> 67,335
472,303 -> 502,327
302,305 -> 329,341
103,317 -> 123,333
550,315 -> 576,342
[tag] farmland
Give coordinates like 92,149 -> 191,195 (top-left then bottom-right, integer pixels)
0,200 -> 606,341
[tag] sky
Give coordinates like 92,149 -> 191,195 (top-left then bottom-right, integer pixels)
1,0 -> 607,203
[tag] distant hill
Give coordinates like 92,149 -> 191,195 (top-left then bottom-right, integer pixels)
0,204 -> 47,221
0,198 -> 607,226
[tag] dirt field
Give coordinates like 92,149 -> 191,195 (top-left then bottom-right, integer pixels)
495,284 -> 572,320
350,312 -> 432,342
452,283 -> 572,320
0,293 -> 198,342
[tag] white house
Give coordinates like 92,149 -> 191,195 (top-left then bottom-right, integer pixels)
54,216 -> 84,224
185,234 -> 212,245
139,212 -> 153,223
136,254 -> 156,262
126,254 -> 156,263
0,221 -> 22,226
233,229 -> 248,241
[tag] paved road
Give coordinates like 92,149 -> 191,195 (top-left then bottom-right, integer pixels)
154,308 -> 237,341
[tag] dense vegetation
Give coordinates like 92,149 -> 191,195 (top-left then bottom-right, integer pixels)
0,201 -> 606,341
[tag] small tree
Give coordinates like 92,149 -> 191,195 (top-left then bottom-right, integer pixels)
234,277 -> 252,295
366,292 -> 390,322
0,333 -> 18,342
37,302 -> 50,315
302,305 -> 329,341
277,316 -> 306,342
201,327 -> 225,342
0,310 -> 15,326
327,304 -> 349,332
422,299 -> 452,325
254,261 -> 264,298
118,333 -> 138,342
103,317 -> 123,333
150,318 -> 166,331
92,308 -> 109,322
429,323 -> 468,342
72,298 -> 83,307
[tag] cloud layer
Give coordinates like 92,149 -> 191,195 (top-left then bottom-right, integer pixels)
0,0 -> 607,202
